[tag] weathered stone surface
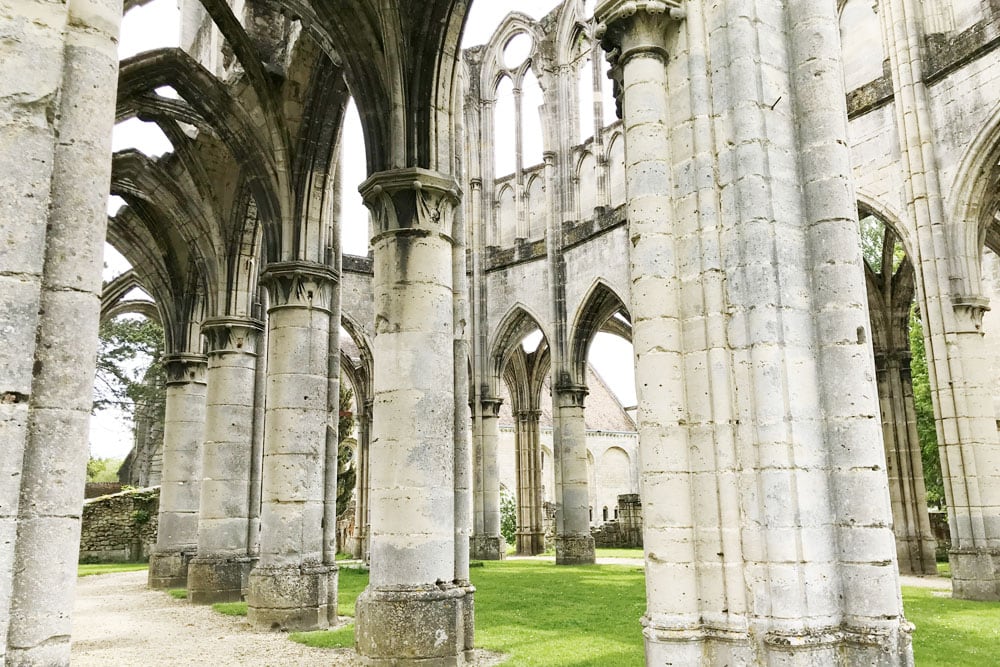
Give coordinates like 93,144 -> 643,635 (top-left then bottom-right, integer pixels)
355,585 -> 468,666
247,565 -> 334,632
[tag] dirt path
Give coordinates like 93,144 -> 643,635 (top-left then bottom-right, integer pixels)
71,571 -> 356,666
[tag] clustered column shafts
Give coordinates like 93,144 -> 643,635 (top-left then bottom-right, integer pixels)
188,317 -> 264,604
553,385 -> 595,565
596,0 -> 913,662
471,398 -> 506,560
515,409 -> 545,555
355,168 -> 469,666
875,351 -> 938,574
1,0 -> 123,663
149,355 -> 208,589
880,0 -> 1000,601
353,401 -> 373,562
247,262 -> 338,631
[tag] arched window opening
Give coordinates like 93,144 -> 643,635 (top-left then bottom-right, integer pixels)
340,98 -> 370,256
839,0 -> 885,91
503,32 -> 533,70
577,56 -> 594,144
494,76 -> 517,178
588,331 -> 636,409
859,210 -> 904,275
608,136 -> 626,207
583,0 -> 598,20
578,153 -> 597,217
601,51 -> 618,126
522,69 -> 545,169
602,506 -> 608,522
498,186 -> 517,246
526,177 -> 545,239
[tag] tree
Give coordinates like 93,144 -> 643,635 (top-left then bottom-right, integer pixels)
93,316 -> 165,414
908,306 -> 945,506
336,385 -> 356,517
86,457 -> 124,483
500,484 -> 517,547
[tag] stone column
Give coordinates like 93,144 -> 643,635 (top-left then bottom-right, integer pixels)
515,409 -> 545,555
355,168 -> 468,665
875,351 -> 938,574
188,317 -> 264,603
149,355 -> 207,589
879,0 -> 1000,599
553,385 -> 594,564
471,398 -> 505,560
353,401 -> 373,561
247,262 -> 336,631
3,1 -> 122,662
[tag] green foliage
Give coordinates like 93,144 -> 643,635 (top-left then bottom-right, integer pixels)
77,562 -> 149,577
499,484 -> 517,547
859,212 -> 906,275
904,586 -> 1000,666
168,589 -> 187,600
131,509 -> 151,525
86,457 -> 124,483
212,601 -> 247,616
336,384 -> 357,517
909,307 -> 945,506
93,316 -> 166,414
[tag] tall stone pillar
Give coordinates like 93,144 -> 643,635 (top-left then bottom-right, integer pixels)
515,409 -> 545,555
149,355 -> 208,589
188,317 -> 264,603
3,1 -> 122,662
875,351 -> 938,574
471,398 -> 505,560
353,401 -> 373,561
553,385 -> 594,564
879,0 -> 1000,599
247,262 -> 337,631
355,168 -> 468,666
597,0 -> 911,662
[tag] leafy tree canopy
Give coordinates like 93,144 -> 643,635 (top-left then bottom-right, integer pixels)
93,316 -> 165,414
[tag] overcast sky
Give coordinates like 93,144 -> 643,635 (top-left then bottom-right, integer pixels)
96,0 -> 634,459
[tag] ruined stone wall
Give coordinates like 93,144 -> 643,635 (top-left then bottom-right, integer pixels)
79,488 -> 159,563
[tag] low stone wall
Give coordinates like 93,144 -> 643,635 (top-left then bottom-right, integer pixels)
591,494 -> 643,548
79,487 -> 159,563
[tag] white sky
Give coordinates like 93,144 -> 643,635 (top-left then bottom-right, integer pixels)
96,0 -> 633,459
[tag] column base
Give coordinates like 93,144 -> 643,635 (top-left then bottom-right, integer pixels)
515,531 -> 545,556
356,584 -> 469,666
148,550 -> 193,589
895,535 -> 938,576
457,581 -> 476,661
247,564 -> 335,631
555,534 -> 595,565
469,535 -> 506,561
950,548 -> 1000,601
187,556 -> 254,604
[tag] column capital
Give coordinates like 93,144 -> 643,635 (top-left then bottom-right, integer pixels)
202,316 -> 265,356
480,397 -> 503,418
260,261 -> 338,313
359,168 -> 462,244
952,294 -> 990,333
595,0 -> 685,117
555,384 -> 589,408
516,409 -> 543,422
163,353 -> 208,386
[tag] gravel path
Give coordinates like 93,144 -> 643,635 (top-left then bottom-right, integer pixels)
71,571 -> 504,666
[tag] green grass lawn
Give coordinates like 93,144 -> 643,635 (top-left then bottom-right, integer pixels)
904,586 -> 1000,666
77,562 -> 149,577
287,562 -> 1000,666
594,547 -> 643,560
